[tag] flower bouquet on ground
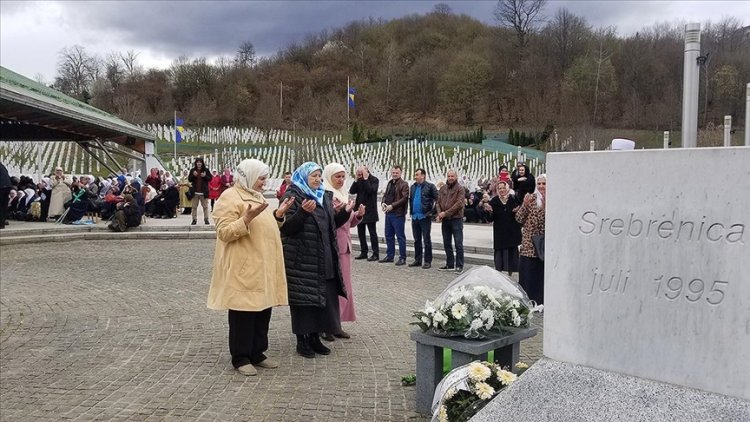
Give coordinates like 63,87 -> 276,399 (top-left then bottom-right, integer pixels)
412,266 -> 534,339
431,360 -> 529,422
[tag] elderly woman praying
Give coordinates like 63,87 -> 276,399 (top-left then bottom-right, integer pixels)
207,159 -> 294,376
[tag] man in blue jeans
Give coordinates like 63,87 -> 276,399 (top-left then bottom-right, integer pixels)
436,170 -> 466,272
380,165 -> 409,266
408,168 -> 438,269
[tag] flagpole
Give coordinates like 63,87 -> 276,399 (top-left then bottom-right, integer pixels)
347,76 -> 350,130
174,110 -> 177,159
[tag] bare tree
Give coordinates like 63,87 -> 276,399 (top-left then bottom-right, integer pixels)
235,41 -> 256,67
432,3 -> 452,15
494,0 -> 547,49
120,50 -> 141,78
54,45 -> 99,99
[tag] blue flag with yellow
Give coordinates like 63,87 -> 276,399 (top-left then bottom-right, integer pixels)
176,118 -> 185,143
348,87 -> 356,109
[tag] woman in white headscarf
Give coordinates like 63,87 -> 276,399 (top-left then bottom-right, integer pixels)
321,163 -> 365,341
207,159 -> 294,377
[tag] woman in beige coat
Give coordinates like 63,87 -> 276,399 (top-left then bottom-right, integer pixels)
207,159 -> 294,376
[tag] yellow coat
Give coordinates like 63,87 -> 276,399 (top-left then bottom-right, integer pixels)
207,186 -> 288,311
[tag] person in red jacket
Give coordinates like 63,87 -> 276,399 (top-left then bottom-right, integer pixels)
219,167 -> 233,197
276,171 -> 292,200
208,170 -> 222,211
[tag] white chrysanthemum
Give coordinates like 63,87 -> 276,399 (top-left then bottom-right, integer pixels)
511,308 -> 519,318
497,369 -> 518,385
444,387 -> 457,400
511,300 -> 520,308
451,303 -> 468,320
513,314 -> 522,327
467,362 -> 492,382
479,309 -> 493,321
433,312 -> 448,325
475,382 -> 495,400
470,318 -> 483,331
421,316 -> 432,327
437,405 -> 448,422
516,362 -> 529,369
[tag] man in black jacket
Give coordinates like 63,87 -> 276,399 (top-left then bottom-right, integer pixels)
188,158 -> 212,225
381,165 -> 409,266
349,166 -> 380,261
408,168 -> 438,269
0,163 -> 11,229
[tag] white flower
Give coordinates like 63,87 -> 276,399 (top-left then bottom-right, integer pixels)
479,309 -> 493,321
510,308 -> 519,319
513,314 -> 522,327
451,303 -> 468,320
511,299 -> 520,308
497,369 -> 518,386
470,318 -> 483,331
433,312 -> 448,326
467,362 -> 492,382
424,300 -> 436,315
437,405 -> 448,422
474,382 -> 495,400
421,316 -> 432,328
515,362 -> 529,370
484,316 -> 495,330
444,387 -> 457,400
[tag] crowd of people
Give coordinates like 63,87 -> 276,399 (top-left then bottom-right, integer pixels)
3,157 -> 545,377
205,158 -> 546,377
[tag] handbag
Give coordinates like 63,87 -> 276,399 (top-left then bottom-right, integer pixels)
532,234 -> 545,261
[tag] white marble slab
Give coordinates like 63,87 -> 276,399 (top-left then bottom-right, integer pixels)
544,147 -> 750,400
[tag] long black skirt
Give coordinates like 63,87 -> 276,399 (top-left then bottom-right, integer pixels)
290,278 -> 341,335
494,247 -> 519,273
519,256 -> 544,305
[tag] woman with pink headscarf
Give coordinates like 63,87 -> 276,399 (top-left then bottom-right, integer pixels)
321,162 -> 365,340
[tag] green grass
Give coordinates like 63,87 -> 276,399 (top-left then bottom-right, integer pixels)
442,349 -> 495,375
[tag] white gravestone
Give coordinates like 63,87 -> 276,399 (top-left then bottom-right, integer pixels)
545,147 -> 750,401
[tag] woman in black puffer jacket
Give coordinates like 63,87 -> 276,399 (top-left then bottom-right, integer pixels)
280,162 -> 351,359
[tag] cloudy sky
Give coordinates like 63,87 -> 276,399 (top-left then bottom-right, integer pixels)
1,0 -> 745,82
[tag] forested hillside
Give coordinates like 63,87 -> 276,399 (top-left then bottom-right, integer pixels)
50,2 -> 748,132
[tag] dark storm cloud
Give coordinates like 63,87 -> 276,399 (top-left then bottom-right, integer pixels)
58,1 -> 495,59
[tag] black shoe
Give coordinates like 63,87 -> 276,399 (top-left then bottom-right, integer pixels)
379,257 -> 394,263
333,330 -> 351,339
191,219 -> 197,225
355,253 -> 368,260
309,334 -> 331,355
422,263 -> 431,269
296,335 -> 315,359
320,332 -> 335,342
395,258 -> 406,266
439,265 -> 455,271
455,267 -> 463,273
204,219 -> 210,225
367,255 -> 379,262
408,261 -> 422,267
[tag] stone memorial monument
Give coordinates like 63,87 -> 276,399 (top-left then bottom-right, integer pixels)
473,147 -> 750,421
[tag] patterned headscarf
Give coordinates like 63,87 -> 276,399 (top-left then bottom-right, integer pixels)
292,162 -> 325,206
235,159 -> 269,201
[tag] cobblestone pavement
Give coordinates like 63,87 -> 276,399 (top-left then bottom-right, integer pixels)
0,239 -> 543,421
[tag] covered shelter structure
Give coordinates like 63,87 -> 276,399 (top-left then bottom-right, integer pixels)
0,66 -> 161,178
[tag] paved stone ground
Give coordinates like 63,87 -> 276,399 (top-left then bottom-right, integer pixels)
0,239 -> 543,421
